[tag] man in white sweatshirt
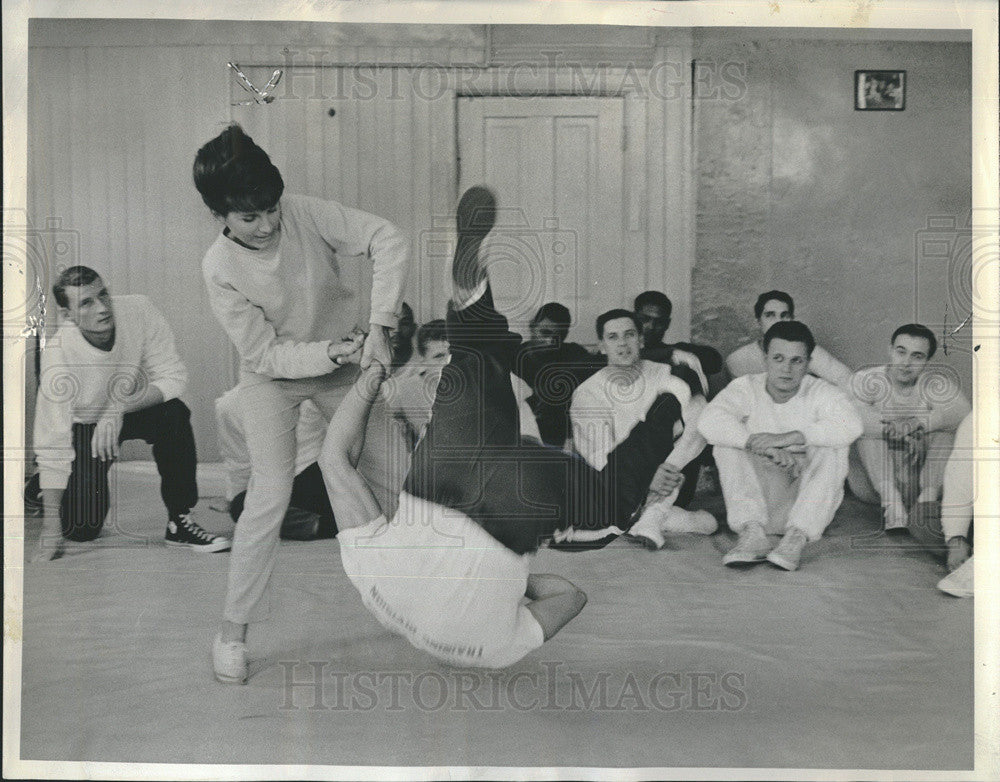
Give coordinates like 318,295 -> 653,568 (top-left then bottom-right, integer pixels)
725,290 -> 853,390
194,124 -> 408,683
699,320 -> 863,571
570,309 -> 717,550
31,265 -> 229,561
846,323 -> 971,534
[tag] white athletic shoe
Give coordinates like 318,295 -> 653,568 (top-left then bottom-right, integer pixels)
937,556 -> 974,598
766,527 -> 808,571
213,634 -> 249,684
663,508 -> 718,536
626,504 -> 668,550
722,522 -> 770,566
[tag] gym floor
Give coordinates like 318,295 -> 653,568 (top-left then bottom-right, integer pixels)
18,462 -> 973,772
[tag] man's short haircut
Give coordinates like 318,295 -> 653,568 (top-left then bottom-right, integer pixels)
633,290 -> 672,319
754,290 -> 795,319
531,302 -> 572,340
193,123 -> 284,216
53,265 -> 102,308
763,320 -> 815,357
891,323 -> 937,358
416,319 -> 448,356
596,308 -> 641,340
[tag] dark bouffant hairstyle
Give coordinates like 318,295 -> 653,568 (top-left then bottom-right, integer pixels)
193,124 -> 284,216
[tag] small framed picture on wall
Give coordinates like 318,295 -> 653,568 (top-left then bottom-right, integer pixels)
855,70 -> 906,110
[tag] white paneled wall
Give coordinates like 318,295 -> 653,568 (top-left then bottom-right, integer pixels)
26,21 -> 694,462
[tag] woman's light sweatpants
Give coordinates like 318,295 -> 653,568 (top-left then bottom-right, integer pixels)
223,369 -> 356,625
714,445 -> 849,541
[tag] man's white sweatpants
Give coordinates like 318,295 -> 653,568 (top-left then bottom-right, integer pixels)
714,445 -> 849,541
941,412 -> 973,541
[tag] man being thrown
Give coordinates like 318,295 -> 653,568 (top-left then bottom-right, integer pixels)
272,186 -> 699,676
699,321 -> 863,571
570,310 -> 717,550
31,266 -> 229,561
726,290 -> 852,390
847,323 -> 971,533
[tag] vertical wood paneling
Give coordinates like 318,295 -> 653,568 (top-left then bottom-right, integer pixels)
29,42 -> 241,461
623,94 -> 648,288
658,35 -> 695,339
27,35 -> 695,461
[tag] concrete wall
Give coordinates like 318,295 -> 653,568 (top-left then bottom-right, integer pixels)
691,32 -> 973,397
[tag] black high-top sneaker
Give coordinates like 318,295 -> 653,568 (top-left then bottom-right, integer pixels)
166,512 -> 231,552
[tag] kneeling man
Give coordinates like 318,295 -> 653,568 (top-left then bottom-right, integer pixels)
699,321 -> 862,571
32,265 -> 229,560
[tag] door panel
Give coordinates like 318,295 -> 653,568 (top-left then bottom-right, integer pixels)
458,97 -> 625,343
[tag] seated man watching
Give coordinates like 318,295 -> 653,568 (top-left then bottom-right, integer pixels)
699,321 -> 863,571
570,309 -> 717,550
31,265 -> 229,561
726,290 -> 852,390
634,289 -> 723,396
516,302 -> 604,448
634,289 -> 724,503
387,318 -> 452,444
847,323 -> 971,532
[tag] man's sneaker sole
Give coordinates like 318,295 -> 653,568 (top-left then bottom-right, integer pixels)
766,551 -> 798,571
214,670 -> 249,684
723,551 -> 768,566
167,538 -> 231,553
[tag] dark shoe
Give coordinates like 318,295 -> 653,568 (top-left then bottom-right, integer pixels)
454,186 -> 497,291
166,512 -> 231,553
